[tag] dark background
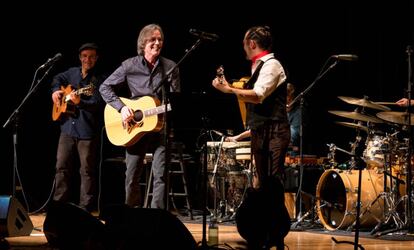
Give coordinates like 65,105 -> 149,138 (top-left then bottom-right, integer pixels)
1,1 -> 413,211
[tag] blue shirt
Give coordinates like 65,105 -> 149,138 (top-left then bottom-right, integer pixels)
51,67 -> 105,139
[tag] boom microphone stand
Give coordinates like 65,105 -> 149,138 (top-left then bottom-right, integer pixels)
289,56 -> 342,228
3,59 -> 58,199
154,37 -> 204,211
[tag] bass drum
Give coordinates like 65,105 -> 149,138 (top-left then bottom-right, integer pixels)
316,169 -> 384,231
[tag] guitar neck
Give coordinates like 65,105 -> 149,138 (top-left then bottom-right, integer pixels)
145,103 -> 171,116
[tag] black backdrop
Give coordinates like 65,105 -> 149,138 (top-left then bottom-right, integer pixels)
1,1 -> 413,210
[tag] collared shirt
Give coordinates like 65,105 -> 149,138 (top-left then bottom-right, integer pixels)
51,67 -> 105,139
251,53 -> 286,103
99,55 -> 180,112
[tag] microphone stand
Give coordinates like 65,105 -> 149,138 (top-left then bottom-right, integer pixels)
289,57 -> 339,228
153,38 -> 204,212
3,63 -> 55,198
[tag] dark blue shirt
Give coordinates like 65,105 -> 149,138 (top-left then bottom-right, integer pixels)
51,67 -> 105,139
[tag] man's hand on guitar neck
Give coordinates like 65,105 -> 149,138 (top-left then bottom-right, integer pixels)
69,91 -> 81,105
212,76 -> 232,93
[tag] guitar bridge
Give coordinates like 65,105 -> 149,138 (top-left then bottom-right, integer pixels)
126,120 -> 143,134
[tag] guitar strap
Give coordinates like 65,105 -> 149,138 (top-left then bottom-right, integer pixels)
244,57 -> 274,90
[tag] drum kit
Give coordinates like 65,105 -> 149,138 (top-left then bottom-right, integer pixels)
317,95 -> 413,234
206,140 -> 252,221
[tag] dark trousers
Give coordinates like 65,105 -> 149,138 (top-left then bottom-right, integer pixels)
53,134 -> 98,211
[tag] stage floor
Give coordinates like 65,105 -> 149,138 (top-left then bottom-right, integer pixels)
2,212 -> 414,250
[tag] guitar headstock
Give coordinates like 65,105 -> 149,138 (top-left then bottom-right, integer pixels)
216,65 -> 224,84
78,84 -> 95,96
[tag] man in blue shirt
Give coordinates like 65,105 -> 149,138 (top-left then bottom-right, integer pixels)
51,42 -> 105,212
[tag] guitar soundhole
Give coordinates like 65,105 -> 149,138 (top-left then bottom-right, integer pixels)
133,110 -> 143,123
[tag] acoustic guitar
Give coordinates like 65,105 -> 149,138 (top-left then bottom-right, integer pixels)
104,96 -> 171,147
52,84 -> 95,121
216,66 -> 249,129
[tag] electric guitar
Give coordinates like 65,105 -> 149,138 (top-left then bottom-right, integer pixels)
216,66 -> 249,129
104,96 -> 171,147
52,84 -> 95,121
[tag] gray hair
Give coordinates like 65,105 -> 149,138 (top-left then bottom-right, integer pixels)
137,24 -> 164,55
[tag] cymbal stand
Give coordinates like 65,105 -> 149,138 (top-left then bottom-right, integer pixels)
350,137 -> 405,234
332,138 -> 366,250
380,45 -> 414,236
405,45 -> 413,233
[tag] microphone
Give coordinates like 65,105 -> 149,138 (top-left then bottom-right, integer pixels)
189,29 -> 219,41
331,54 -> 358,61
39,53 -> 63,69
211,130 -> 225,137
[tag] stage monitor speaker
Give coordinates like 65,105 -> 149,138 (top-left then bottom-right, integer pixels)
100,205 -> 197,250
0,195 -> 33,237
43,200 -> 106,250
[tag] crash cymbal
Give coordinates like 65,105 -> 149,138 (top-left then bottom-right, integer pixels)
338,96 -> 391,111
328,110 -> 384,123
335,121 -> 369,132
376,111 -> 414,125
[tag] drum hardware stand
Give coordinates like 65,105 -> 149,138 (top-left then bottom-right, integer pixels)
208,135 -> 230,222
197,128 -> 231,250
366,136 -> 406,235
291,191 -> 324,229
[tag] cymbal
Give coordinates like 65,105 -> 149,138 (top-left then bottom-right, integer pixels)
328,110 -> 384,123
335,121 -> 368,132
376,111 -> 414,125
338,96 -> 391,111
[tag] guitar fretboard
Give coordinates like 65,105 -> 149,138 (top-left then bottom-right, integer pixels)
144,103 -> 171,116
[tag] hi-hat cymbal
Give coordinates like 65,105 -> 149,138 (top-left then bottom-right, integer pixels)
338,96 -> 391,111
376,111 -> 414,125
328,110 -> 384,123
335,121 -> 369,132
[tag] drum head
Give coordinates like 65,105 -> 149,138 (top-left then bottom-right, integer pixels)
316,170 -> 347,230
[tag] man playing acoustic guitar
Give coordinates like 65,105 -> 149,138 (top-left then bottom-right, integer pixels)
99,24 -> 180,209
51,42 -> 105,213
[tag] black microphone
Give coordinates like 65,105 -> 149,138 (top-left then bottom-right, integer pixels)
39,53 -> 63,69
332,54 -> 358,61
189,29 -> 219,41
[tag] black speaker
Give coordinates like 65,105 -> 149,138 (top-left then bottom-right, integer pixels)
100,205 -> 197,250
0,196 -> 33,237
43,201 -> 106,250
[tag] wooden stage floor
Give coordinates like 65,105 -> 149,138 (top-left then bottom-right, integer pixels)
2,212 -> 414,250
